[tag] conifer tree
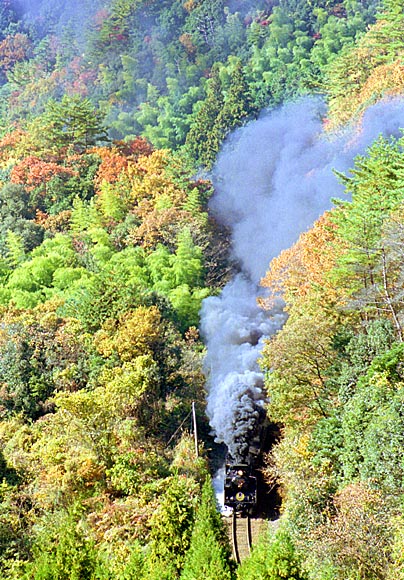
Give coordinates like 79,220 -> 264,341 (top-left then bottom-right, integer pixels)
5,230 -> 25,267
376,0 -> 404,56
180,477 -> 232,580
185,67 -> 224,168
237,528 -> 307,580
217,59 -> 256,133
42,96 -> 108,153
22,507 -> 98,580
332,136 -> 404,308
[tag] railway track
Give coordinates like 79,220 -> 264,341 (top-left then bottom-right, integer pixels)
224,513 -> 269,563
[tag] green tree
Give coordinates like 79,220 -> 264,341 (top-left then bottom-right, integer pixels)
216,59 -> 256,133
185,68 -> 224,168
340,342 -> 404,491
237,527 -> 307,580
0,183 -> 44,257
22,507 -> 98,580
184,0 -> 225,52
331,136 -> 404,319
41,95 -> 108,153
148,475 -> 199,574
0,321 -> 56,419
170,228 -> 204,287
180,478 -> 232,580
5,230 -> 26,267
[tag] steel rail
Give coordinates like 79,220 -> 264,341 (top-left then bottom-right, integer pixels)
231,511 -> 241,564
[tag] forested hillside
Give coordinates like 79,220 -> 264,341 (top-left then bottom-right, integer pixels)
0,0 -> 403,578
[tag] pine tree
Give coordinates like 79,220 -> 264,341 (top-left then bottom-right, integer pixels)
332,136 -> 404,305
375,0 -> 404,57
42,95 -> 108,153
5,230 -> 25,267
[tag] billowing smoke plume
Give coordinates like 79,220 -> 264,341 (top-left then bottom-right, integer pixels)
201,96 -> 404,462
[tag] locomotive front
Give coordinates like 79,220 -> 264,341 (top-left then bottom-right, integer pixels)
224,464 -> 257,512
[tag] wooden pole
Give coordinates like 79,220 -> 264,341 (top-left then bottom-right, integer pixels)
192,401 -> 199,457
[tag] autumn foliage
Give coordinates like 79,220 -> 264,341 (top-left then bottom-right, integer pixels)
260,212 -> 345,311
10,156 -> 76,191
0,0 -> 403,578
0,33 -> 32,71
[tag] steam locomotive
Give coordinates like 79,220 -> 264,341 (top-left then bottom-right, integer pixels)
224,463 -> 257,512
223,417 -> 281,514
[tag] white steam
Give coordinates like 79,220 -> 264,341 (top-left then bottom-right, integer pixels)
213,466 -> 233,515
201,96 -> 404,461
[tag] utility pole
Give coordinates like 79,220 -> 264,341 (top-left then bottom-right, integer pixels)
192,401 -> 199,458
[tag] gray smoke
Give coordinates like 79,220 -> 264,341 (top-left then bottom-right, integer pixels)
201,96 -> 404,461
201,276 -> 285,460
13,0 -> 106,45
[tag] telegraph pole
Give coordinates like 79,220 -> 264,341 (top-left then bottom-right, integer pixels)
192,401 -> 199,457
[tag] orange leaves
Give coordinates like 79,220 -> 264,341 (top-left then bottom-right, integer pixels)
128,207 -> 191,249
94,145 -> 193,224
10,156 -> 76,192
260,213 -> 346,428
328,53 -> 404,131
35,209 -> 72,234
93,137 -> 153,190
261,212 -> 343,311
179,33 -> 197,56
93,144 -> 196,249
94,147 -> 129,188
115,137 -> 154,158
326,10 -> 404,130
0,127 -> 29,168
115,149 -> 193,247
183,0 -> 196,13
0,33 -> 32,72
0,127 -> 25,152
358,58 -> 404,107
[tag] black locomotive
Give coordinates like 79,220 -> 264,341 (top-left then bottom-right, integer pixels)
224,463 -> 257,512
223,420 -> 282,516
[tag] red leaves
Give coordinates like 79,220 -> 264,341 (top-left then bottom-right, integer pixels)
10,156 -> 76,192
114,137 -> 154,159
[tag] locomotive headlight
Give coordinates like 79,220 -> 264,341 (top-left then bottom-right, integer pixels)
236,492 -> 245,501
237,470 -> 244,476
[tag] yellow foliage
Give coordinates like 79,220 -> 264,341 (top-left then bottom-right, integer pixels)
308,482 -> 396,578
98,354 -> 159,411
126,150 -> 188,209
94,305 -> 163,360
28,413 -> 106,507
389,519 -> 404,580
128,206 -> 191,249
360,59 -> 404,102
329,55 -> 404,130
